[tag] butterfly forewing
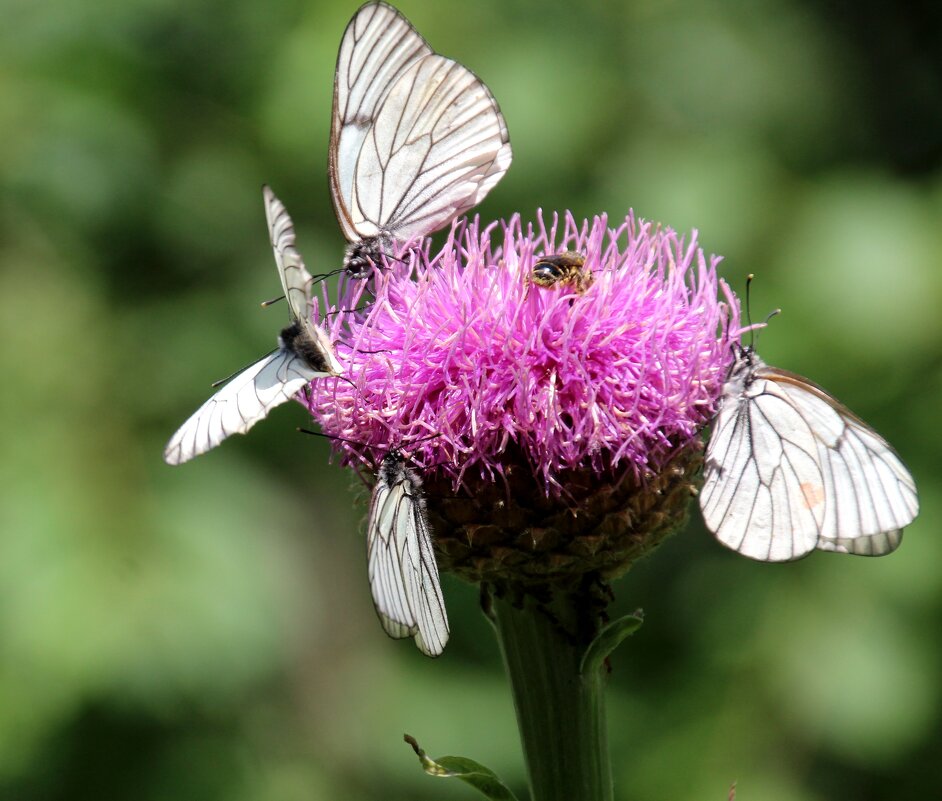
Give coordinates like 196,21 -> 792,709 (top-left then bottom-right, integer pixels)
164,351 -> 318,465
700,350 -> 917,561
263,186 -> 344,375
329,2 -> 512,262
366,454 -> 449,657
368,482 -> 414,635
263,185 -> 314,321
330,2 -> 433,241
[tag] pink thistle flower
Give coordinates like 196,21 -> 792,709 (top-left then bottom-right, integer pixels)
308,211 -> 739,584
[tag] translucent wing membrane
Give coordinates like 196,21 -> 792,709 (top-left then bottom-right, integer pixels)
367,455 -> 449,657
163,351 -> 319,466
330,2 -> 512,248
700,352 -> 918,561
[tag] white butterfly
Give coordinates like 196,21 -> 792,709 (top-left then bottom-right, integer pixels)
367,450 -> 449,657
164,186 -> 343,465
700,345 -> 918,561
329,1 -> 512,277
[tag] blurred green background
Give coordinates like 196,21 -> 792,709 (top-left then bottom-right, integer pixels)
2,0 -> 940,798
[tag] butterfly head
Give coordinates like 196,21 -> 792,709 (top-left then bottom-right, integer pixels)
382,448 -> 405,468
344,236 -> 393,278
384,431 -> 443,470
731,340 -> 755,364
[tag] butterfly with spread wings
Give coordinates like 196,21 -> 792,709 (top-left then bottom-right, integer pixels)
367,450 -> 449,657
329,1 -> 512,277
700,344 -> 918,561
164,187 -> 343,465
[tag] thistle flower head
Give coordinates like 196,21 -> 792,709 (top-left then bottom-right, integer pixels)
308,212 -> 739,584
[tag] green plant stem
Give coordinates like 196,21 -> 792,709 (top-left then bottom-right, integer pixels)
491,590 -> 612,801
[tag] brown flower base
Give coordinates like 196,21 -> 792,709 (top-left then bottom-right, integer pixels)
423,440 -> 704,586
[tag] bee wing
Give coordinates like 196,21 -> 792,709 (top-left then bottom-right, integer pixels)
263,185 -> 314,322
164,350 -> 318,465
330,3 -> 511,242
700,367 -> 918,562
367,471 -> 449,657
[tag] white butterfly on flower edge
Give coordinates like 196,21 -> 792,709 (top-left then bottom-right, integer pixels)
700,345 -> 918,561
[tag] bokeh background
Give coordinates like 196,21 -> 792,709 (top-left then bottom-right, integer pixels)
2,0 -> 940,798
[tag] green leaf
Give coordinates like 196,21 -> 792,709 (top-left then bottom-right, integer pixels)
580,610 -> 644,677
404,734 -> 521,801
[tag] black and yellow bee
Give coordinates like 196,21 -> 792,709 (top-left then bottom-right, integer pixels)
530,251 -> 593,293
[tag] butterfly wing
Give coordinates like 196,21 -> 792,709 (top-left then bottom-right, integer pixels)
367,460 -> 449,657
351,54 -> 512,240
330,2 -> 433,241
164,350 -> 318,465
766,369 -> 917,553
263,185 -> 314,322
700,361 -> 918,561
330,3 -> 512,243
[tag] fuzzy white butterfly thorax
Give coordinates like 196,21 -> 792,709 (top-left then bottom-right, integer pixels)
367,450 -> 449,657
163,187 -> 342,465
700,347 -> 918,561
329,1 -> 512,277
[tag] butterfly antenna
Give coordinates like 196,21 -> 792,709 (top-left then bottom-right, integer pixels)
745,274 -> 755,348
753,307 -> 781,352
297,428 -> 365,448
327,304 -> 370,317
260,295 -> 285,308
335,343 -> 392,355
310,267 -> 347,285
383,252 -> 408,266
411,431 -> 443,446
211,349 -> 279,388
299,428 -> 442,463
743,275 -> 782,352
399,431 -> 445,464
